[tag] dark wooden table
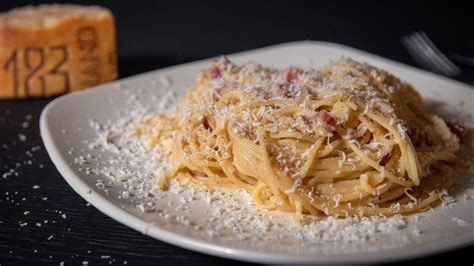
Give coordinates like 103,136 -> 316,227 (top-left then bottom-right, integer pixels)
1,1 -> 472,265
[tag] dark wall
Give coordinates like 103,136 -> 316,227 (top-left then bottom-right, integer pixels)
1,1 -> 471,76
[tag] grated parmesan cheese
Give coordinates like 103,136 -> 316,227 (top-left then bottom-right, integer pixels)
64,64 -> 474,255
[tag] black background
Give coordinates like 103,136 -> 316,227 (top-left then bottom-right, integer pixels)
0,1 -> 472,265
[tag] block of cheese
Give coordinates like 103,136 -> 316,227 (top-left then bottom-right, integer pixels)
0,4 -> 118,99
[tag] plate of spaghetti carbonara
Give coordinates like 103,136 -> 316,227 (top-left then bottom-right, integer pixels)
41,41 -> 474,264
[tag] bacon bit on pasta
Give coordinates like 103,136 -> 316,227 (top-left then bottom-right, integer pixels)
202,116 -> 211,130
446,121 -> 467,139
209,56 -> 232,79
316,110 -> 337,131
284,68 -> 302,83
275,84 -> 292,98
208,66 -> 221,79
301,115 -> 312,126
299,111 -> 337,132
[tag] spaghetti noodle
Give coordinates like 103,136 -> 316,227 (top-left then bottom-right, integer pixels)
136,57 -> 461,222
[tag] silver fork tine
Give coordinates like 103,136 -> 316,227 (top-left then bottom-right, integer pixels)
402,35 -> 435,71
401,31 -> 462,77
408,33 -> 449,74
416,31 -> 461,76
406,32 -> 455,76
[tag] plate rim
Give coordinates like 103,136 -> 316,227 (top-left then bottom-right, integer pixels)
40,40 -> 474,264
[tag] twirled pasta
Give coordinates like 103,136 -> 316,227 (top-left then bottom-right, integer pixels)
136,57 -> 461,222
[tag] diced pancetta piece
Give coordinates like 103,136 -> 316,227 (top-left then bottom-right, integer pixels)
316,110 -> 337,131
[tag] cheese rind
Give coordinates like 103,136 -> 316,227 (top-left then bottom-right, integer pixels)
0,4 -> 118,99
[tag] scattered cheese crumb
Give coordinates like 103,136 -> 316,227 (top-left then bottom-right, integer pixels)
18,133 -> 27,141
452,217 -> 470,227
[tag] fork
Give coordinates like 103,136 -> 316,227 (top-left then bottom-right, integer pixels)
401,31 -> 462,77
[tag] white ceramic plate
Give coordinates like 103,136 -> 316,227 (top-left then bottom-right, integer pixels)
41,41 -> 474,264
